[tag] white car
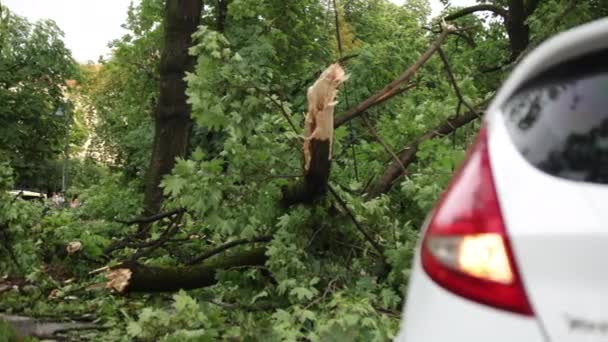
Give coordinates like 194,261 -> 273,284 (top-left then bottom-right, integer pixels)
396,18 -> 608,342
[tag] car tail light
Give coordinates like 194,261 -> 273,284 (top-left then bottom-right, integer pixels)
420,125 -> 534,316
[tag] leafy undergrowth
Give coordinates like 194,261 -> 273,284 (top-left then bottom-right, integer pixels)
0,160 -> 429,341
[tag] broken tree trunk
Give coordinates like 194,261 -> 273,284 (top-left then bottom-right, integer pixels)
281,63 -> 349,207
106,248 -> 267,293
366,102 -> 489,198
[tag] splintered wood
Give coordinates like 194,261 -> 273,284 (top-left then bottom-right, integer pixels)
106,268 -> 132,293
303,63 -> 349,171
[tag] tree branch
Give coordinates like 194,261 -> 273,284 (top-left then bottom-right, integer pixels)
106,248 -> 268,293
443,4 -> 508,21
186,236 -> 272,265
130,211 -> 184,260
328,185 -> 384,258
437,48 -> 476,114
366,101 -> 490,198
334,27 -> 454,128
362,114 -> 407,175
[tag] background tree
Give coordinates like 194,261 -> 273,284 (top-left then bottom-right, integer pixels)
0,5 -> 77,190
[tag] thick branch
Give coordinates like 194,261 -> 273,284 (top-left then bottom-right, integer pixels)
334,27 -> 453,128
106,248 -> 267,293
186,236 -> 272,265
372,83 -> 416,107
367,102 -> 489,198
444,4 -> 508,21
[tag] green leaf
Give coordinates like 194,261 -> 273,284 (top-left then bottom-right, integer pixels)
126,322 -> 143,337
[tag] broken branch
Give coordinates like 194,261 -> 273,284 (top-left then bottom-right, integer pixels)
334,27 -> 454,128
106,248 -> 267,293
366,101 -> 489,198
281,63 -> 349,207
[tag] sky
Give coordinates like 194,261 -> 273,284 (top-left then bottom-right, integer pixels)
3,0 -> 476,63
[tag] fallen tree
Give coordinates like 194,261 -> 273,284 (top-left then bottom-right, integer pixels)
104,26 -> 468,293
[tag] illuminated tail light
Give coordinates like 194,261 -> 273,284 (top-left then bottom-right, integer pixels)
420,125 -> 534,315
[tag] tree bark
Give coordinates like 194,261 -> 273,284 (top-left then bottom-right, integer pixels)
142,0 -> 203,224
106,248 -> 267,292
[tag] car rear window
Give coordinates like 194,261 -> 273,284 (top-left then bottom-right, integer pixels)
501,50 -> 608,184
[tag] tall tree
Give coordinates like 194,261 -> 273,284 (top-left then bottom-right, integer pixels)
142,0 -> 203,223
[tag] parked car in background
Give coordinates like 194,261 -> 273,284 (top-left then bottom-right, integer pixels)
7,190 -> 47,202
396,18 -> 608,342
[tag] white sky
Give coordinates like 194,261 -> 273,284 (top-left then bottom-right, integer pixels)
3,0 -> 476,63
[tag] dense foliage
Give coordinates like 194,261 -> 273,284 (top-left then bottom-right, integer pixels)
0,0 -> 605,340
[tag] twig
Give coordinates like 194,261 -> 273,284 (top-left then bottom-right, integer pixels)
332,0 -> 343,58
129,212 -> 185,260
186,235 -> 272,265
331,0 -> 360,182
115,208 -> 185,225
362,114 -> 407,175
266,94 -> 299,134
366,100 -> 490,198
328,185 -> 384,257
306,226 -> 327,248
437,47 -> 476,114
304,277 -> 340,310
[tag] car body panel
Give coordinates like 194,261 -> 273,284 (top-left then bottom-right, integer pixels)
394,251 -> 544,342
397,18 -> 608,342
490,109 -> 608,342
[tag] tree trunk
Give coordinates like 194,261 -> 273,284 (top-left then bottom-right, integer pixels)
142,0 -> 203,224
506,0 -> 530,60
217,0 -> 229,33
